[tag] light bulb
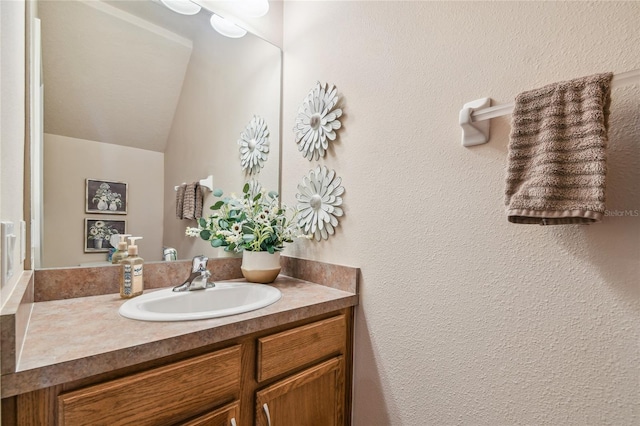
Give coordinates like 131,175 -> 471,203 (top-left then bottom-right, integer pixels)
210,14 -> 247,38
160,0 -> 201,16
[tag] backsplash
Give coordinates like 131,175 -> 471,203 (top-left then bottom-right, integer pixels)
34,256 -> 359,302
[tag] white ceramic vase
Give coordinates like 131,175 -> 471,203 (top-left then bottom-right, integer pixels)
97,200 -> 107,211
241,251 -> 281,283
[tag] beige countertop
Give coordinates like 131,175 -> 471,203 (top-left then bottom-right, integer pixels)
1,257 -> 359,398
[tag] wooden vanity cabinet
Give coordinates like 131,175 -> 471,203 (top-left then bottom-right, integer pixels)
254,315 -> 348,426
180,401 -> 240,426
2,308 -> 353,426
255,357 -> 344,426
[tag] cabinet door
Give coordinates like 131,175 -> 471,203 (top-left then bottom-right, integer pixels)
179,401 -> 239,426
58,346 -> 241,426
255,357 -> 344,426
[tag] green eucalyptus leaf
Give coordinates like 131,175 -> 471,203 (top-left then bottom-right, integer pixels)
200,230 -> 211,240
243,234 -> 255,242
268,190 -> 278,199
211,239 -> 223,247
211,200 -> 225,210
213,188 -> 223,197
198,218 -> 206,227
243,183 -> 250,194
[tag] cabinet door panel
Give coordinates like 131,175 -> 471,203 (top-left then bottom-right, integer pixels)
58,346 -> 241,426
258,315 -> 345,382
255,357 -> 344,426
179,401 -> 239,426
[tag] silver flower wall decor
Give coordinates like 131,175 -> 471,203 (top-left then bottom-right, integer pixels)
293,82 -> 343,161
296,166 -> 345,241
238,115 -> 270,175
246,177 -> 263,199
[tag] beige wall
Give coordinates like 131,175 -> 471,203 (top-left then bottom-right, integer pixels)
43,134 -> 164,266
163,28 -> 281,260
281,2 -> 639,425
0,0 -> 26,308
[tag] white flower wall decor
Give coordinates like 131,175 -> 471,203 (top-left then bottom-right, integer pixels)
296,166 -> 345,241
293,82 -> 343,161
246,178 -> 263,199
238,115 -> 270,175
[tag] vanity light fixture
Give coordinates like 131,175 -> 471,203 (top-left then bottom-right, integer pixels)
210,14 -> 247,38
159,0 -> 201,16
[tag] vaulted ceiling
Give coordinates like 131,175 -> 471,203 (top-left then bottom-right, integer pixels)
39,0 -> 197,152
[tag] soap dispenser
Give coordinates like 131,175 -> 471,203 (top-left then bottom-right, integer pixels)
120,237 -> 144,298
111,234 -> 131,264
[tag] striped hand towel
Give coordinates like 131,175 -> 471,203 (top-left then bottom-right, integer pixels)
182,183 -> 197,220
182,183 -> 204,220
175,183 -> 186,219
505,72 -> 613,225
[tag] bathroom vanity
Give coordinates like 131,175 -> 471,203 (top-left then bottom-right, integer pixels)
0,257 -> 358,425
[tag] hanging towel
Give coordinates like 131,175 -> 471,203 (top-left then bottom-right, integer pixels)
182,182 -> 204,220
505,72 -> 613,225
182,183 -> 197,220
175,183 -> 186,219
194,184 -> 204,219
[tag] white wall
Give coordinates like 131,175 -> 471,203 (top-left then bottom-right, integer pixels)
0,0 -> 26,307
163,28 -> 281,260
282,2 -> 639,425
43,134 -> 164,266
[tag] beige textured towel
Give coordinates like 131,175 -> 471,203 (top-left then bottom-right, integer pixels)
182,183 -> 196,220
194,184 -> 203,219
505,72 -> 613,225
175,184 -> 186,219
182,183 -> 204,220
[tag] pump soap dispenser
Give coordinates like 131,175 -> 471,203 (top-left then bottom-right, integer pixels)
120,237 -> 144,298
112,234 -> 131,264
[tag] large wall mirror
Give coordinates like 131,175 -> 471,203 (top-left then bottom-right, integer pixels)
36,0 -> 281,268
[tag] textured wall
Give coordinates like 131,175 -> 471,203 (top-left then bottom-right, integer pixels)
281,2 -> 639,425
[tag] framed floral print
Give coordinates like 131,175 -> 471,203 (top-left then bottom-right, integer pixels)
84,219 -> 126,252
86,179 -> 128,214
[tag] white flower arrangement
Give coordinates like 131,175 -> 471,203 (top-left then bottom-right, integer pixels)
187,183 -> 306,253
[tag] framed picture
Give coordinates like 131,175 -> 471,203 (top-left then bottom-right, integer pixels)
84,219 -> 127,252
86,179 -> 128,214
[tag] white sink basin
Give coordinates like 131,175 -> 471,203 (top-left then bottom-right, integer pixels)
119,282 -> 281,322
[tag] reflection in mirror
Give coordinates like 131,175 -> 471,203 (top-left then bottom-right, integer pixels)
37,0 -> 281,268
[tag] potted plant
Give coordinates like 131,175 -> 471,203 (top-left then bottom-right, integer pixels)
186,183 -> 305,283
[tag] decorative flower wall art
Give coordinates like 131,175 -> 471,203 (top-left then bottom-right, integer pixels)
246,177 -> 263,199
296,166 -> 344,241
238,115 -> 270,175
293,82 -> 343,161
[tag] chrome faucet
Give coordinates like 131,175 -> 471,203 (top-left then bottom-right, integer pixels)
172,255 -> 215,292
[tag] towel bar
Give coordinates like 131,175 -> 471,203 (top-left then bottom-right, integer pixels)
173,175 -> 214,191
460,68 -> 640,147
